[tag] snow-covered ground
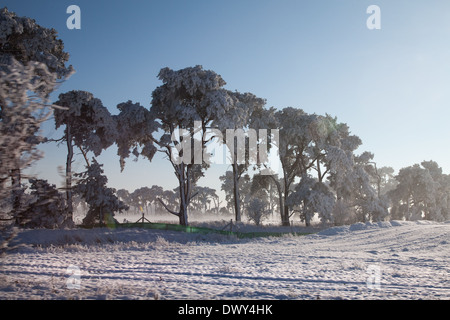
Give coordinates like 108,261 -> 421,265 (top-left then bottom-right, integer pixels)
0,220 -> 448,300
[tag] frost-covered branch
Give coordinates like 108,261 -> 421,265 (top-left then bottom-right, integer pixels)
157,198 -> 179,217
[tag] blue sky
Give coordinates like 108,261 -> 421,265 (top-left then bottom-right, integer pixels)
4,0 -> 450,197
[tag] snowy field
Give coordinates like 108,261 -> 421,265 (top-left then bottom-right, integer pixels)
0,220 -> 449,300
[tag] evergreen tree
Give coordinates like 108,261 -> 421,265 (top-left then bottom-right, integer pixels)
74,159 -> 128,227
19,179 -> 71,229
53,90 -> 117,222
150,66 -> 237,225
389,161 -> 450,221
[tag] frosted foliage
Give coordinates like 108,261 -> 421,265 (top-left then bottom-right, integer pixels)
0,7 -> 73,79
151,65 -> 232,128
207,90 -> 265,222
274,108 -> 313,158
310,115 -> 341,149
327,148 -> 389,222
54,90 -> 117,156
250,107 -> 366,226
250,107 -> 278,133
255,107 -> 317,172
363,196 -> 389,222
20,179 -> 72,229
326,146 -> 353,175
212,91 -> 266,131
309,183 -> 335,223
74,159 -> 128,227
115,100 -> 158,171
389,162 -> 450,221
251,105 -> 389,225
129,185 -> 164,210
247,198 -> 270,226
158,65 -> 226,96
150,66 -> 247,225
0,58 -> 57,200
287,176 -> 335,224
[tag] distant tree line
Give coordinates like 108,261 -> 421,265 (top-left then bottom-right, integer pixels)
110,185 -> 224,219
1,8 -> 449,230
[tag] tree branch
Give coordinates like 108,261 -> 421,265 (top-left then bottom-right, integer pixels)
78,146 -> 90,167
189,191 -> 199,202
157,197 -> 179,217
44,136 -> 65,143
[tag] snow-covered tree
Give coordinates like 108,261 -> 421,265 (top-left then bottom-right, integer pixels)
247,197 -> 270,226
220,170 -> 251,218
0,59 -> 58,221
365,164 -> 398,197
129,185 -> 164,216
353,153 -> 389,222
251,107 -> 326,226
212,91 -> 266,221
329,151 -> 389,223
286,175 -> 335,226
116,189 -> 131,207
129,187 -> 150,215
250,173 -> 279,218
114,100 -> 159,171
146,185 -> 165,214
284,114 -> 355,225
437,174 -> 450,221
160,189 -> 179,214
420,161 -> 450,221
209,189 -> 222,215
191,186 -> 219,215
74,159 -> 128,227
389,164 -> 435,221
0,7 -> 73,220
19,178 -> 71,229
53,90 -> 117,220
150,66 -> 237,226
252,108 -> 388,226
389,161 -> 449,221
308,114 -> 389,223
311,115 -> 362,182
0,7 -> 73,81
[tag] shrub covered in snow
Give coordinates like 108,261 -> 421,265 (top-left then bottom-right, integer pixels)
19,179 -> 72,229
247,198 -> 270,226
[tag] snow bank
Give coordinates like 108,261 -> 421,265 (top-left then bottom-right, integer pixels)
314,221 -> 384,236
316,220 -> 433,236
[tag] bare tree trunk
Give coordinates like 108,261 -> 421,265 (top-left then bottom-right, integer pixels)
157,167 -> 191,227
268,182 -> 274,217
232,162 -> 241,222
178,165 -> 189,226
282,205 -> 290,226
165,162 -> 191,226
268,175 -> 287,226
66,125 -> 73,223
11,168 -> 21,224
99,207 -> 104,226
282,174 -> 291,226
179,201 -> 189,226
304,199 -> 311,227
